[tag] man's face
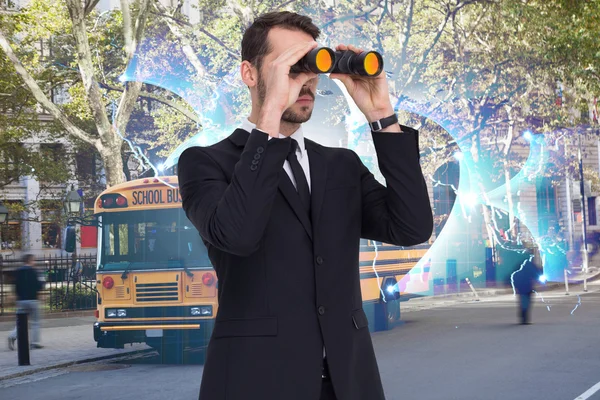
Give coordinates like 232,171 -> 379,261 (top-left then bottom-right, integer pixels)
256,27 -> 319,124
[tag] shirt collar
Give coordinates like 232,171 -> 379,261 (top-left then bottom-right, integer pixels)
241,118 -> 306,157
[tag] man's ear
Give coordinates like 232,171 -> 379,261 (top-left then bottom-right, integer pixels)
241,61 -> 258,88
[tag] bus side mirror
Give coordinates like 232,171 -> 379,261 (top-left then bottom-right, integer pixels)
63,225 -> 76,253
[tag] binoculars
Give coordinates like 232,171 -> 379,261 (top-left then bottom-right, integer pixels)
290,47 -> 383,77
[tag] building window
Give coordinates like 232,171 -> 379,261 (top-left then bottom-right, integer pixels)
589,197 -> 597,226
75,149 -> 97,181
41,223 -> 61,249
40,200 -> 62,248
0,143 -> 23,184
0,200 -> 23,250
39,143 -> 67,184
536,177 -> 557,235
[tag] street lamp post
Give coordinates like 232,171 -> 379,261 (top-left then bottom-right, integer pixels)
0,202 -> 9,316
63,187 -> 83,302
577,134 -> 589,292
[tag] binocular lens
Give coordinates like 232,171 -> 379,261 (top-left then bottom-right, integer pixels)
332,50 -> 383,77
290,47 -> 383,76
290,47 -> 335,74
363,52 -> 382,76
315,48 -> 334,73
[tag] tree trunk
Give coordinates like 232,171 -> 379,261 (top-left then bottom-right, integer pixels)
100,141 -> 125,187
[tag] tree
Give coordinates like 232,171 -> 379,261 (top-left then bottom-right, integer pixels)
0,0 -> 154,187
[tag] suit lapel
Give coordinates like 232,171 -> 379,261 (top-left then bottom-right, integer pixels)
278,171 -> 313,240
306,140 -> 327,232
229,128 -> 322,241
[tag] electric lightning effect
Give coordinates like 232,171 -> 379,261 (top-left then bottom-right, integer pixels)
532,290 -> 552,312
571,295 -> 582,315
117,6 -> 587,304
510,256 -> 534,295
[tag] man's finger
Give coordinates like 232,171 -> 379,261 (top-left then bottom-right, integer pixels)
347,44 -> 363,54
278,41 -> 318,67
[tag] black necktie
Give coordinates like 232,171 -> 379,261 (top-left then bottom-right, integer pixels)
287,139 -> 311,214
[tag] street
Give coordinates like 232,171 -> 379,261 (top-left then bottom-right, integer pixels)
2,287 -> 600,400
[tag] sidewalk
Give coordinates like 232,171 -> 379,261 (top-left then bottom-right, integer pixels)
0,315 -> 150,381
401,267 -> 600,312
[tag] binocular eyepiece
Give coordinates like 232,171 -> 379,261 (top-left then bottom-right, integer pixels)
290,47 -> 383,77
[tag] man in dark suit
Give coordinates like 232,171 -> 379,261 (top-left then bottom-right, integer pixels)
178,11 -> 433,400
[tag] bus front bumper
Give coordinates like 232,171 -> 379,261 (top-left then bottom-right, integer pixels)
93,319 -> 215,349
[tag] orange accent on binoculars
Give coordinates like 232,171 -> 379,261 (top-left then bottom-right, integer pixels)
315,48 -> 333,73
363,52 -> 380,76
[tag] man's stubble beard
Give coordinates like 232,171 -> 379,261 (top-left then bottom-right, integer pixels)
257,73 -> 314,124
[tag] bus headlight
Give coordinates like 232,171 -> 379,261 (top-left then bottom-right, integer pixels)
190,306 -> 212,316
107,309 -> 117,318
117,309 -> 127,318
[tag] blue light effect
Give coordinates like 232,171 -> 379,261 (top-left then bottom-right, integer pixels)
538,274 -> 548,284
117,5 -> 583,300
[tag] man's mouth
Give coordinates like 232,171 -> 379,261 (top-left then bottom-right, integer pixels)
296,94 -> 314,102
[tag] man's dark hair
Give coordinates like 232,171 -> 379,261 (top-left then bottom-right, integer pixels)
241,11 -> 320,72
22,254 -> 35,265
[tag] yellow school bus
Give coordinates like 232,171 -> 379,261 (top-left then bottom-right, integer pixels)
92,176 -> 217,361
92,176 -> 430,357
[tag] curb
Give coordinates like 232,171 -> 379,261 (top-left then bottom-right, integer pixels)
0,347 -> 155,382
403,278 -> 598,304
0,310 -> 95,323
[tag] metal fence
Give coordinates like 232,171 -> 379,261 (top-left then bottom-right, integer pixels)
0,253 -> 97,316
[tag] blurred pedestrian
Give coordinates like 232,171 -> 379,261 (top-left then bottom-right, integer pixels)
512,245 -> 541,325
7,254 -> 44,350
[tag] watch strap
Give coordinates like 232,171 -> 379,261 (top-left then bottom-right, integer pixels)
369,114 -> 399,131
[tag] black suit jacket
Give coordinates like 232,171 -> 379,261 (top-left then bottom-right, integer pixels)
178,126 -> 432,400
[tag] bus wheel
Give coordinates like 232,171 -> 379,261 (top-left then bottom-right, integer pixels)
374,299 -> 400,331
374,277 -> 401,331
387,298 -> 401,325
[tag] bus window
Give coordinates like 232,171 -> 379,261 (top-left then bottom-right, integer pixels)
99,208 -> 211,271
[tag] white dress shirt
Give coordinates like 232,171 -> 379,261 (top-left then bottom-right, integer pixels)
241,119 -> 311,193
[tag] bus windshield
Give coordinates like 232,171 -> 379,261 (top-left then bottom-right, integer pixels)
98,208 -> 211,271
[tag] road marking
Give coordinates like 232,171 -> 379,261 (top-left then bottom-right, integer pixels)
574,381 -> 600,400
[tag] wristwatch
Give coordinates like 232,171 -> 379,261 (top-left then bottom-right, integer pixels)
369,113 -> 399,132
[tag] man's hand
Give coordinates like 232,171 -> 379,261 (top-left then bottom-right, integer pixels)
329,44 -> 397,127
257,41 -> 319,137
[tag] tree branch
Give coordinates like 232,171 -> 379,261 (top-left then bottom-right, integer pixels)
100,82 -> 201,124
398,0 -> 415,70
153,0 -> 207,78
120,0 -> 133,57
84,0 -> 101,16
150,9 -> 241,61
0,31 -> 101,148
65,0 -> 113,142
115,0 -> 151,135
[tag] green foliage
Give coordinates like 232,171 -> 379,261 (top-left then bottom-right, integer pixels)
49,283 -> 97,311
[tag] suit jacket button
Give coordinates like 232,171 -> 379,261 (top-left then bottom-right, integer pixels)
250,165 -> 258,171
318,306 -> 326,315
316,256 -> 324,265
252,159 -> 260,165
257,146 -> 265,153
253,153 -> 261,160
